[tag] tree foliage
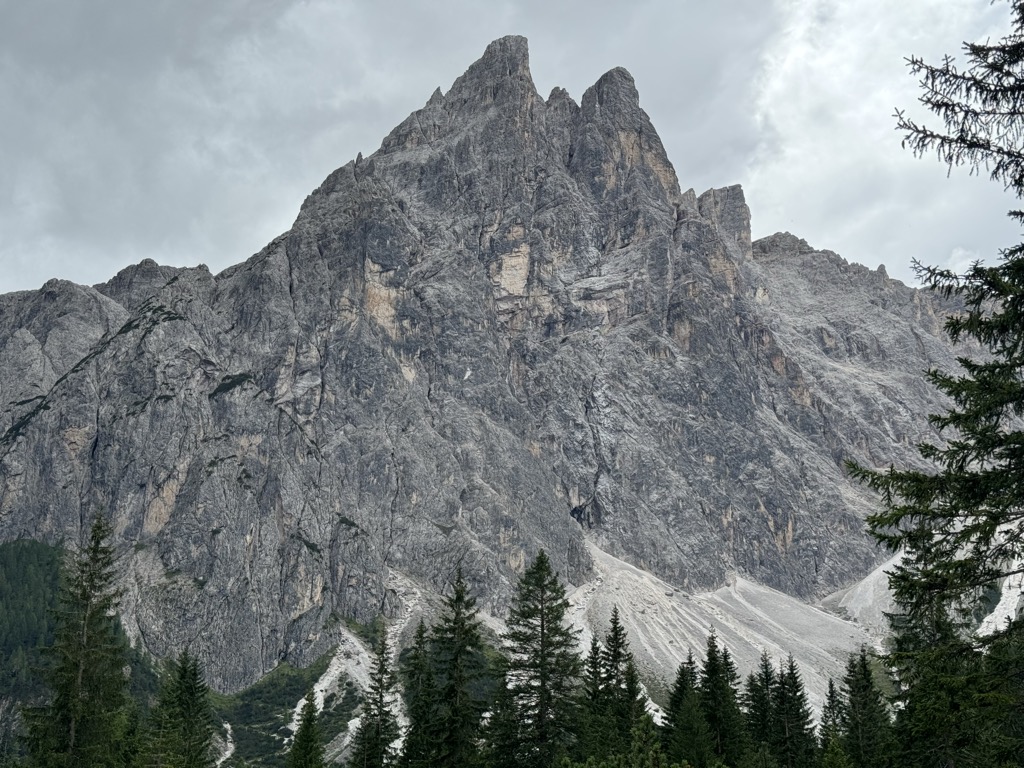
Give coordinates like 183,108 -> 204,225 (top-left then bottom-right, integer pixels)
431,568 -> 488,768
143,649 -> 216,768
698,631 -> 747,768
839,649 -> 894,768
348,635 -> 399,768
24,514 -> 132,768
769,656 -> 816,768
663,652 -> 711,768
397,621 -> 438,768
501,550 -> 581,768
288,690 -> 325,768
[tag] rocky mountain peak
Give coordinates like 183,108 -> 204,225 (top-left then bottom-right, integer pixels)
442,34 -> 538,114
575,65 -> 680,203
0,37 -> 967,693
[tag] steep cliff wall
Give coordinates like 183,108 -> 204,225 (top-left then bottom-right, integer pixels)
0,37 -> 958,691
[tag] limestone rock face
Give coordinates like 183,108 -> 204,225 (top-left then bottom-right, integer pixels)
0,37 -> 964,691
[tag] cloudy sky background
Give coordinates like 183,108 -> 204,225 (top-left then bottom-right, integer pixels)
0,0 -> 1019,294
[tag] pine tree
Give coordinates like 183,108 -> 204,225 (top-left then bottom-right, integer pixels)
698,631 -> 747,768
431,568 -> 487,768
741,652 -> 775,749
480,666 -> 522,768
662,652 -> 712,768
620,660 -> 647,737
600,607 -> 645,759
288,690 -> 325,768
349,635 -> 399,768
576,635 -> 609,761
981,619 -> 1024,764
819,738 -> 852,768
839,649 -> 893,768
397,621 -> 437,768
886,606 -> 1021,768
601,607 -> 630,696
501,550 -> 581,768
818,679 -> 843,750
737,743 -> 780,768
24,513 -> 132,768
625,714 -> 673,768
144,650 -> 216,768
769,656 -> 816,768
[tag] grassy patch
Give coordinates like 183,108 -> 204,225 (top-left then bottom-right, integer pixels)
214,650 -> 358,767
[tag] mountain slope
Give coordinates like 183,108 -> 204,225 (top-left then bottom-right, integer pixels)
0,36 -> 958,691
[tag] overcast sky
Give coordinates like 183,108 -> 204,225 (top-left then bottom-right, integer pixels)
0,0 -> 1019,294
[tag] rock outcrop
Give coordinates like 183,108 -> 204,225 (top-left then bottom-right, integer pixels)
0,37 -> 963,691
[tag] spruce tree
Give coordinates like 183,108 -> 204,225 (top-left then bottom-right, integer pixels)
431,568 -> 487,768
769,656 -> 816,768
819,739 -> 852,768
144,650 -> 216,768
620,660 -> 647,738
698,631 -> 747,768
818,679 -> 843,750
349,635 -> 399,768
662,652 -> 712,768
397,621 -> 437,768
479,666 -> 522,768
737,743 -> 780,768
600,607 -> 645,758
288,690 -> 325,768
624,714 -> 674,768
886,606 -> 1021,768
501,550 -> 581,768
839,649 -> 893,768
981,619 -> 1024,764
24,513 -> 132,768
741,651 -> 775,749
601,607 -> 630,695
576,635 -> 609,761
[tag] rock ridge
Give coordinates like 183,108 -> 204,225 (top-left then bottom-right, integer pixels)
0,37 -> 965,692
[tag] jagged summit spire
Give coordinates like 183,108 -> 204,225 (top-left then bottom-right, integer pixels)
584,67 -> 641,111
443,35 -> 538,112
478,35 -> 531,73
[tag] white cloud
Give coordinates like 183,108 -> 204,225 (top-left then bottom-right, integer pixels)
0,1 -> 1019,293
745,0 -> 1019,285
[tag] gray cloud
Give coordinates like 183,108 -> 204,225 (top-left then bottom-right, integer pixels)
745,0 -> 1020,284
0,0 -> 1014,293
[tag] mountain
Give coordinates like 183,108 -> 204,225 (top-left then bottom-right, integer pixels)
0,36 -> 961,695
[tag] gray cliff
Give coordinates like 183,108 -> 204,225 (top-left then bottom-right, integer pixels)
0,37 -> 960,691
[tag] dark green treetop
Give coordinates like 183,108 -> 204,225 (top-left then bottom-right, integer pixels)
839,649 -> 894,768
24,513 -> 133,768
698,631 -> 747,768
431,567 -> 488,768
397,620 -> 438,768
287,690 -> 325,768
143,649 -> 216,768
769,656 -> 816,768
348,634 -> 399,768
501,550 -> 581,768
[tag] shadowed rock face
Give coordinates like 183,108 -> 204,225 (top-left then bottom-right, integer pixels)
0,36 -> 959,691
